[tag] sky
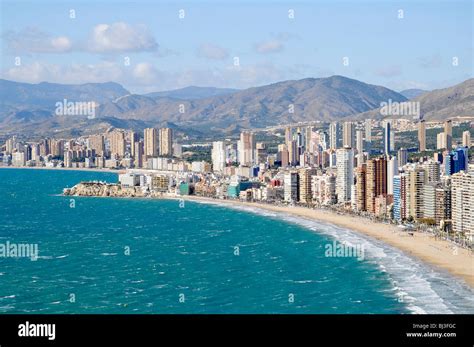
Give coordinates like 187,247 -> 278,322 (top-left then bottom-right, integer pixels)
0,0 -> 472,94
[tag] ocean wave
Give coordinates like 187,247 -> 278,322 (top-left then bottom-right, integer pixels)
202,201 -> 474,314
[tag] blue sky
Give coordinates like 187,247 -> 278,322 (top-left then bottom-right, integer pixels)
0,0 -> 472,93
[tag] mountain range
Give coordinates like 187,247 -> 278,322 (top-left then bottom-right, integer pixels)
1,76 -> 473,139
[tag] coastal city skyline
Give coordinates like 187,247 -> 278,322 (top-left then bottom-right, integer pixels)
1,0 -> 473,344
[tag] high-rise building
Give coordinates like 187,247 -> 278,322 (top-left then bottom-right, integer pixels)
329,122 -> 340,150
256,142 -> 267,164
336,147 -> 354,202
212,141 -> 226,172
88,134 -> 105,154
311,174 -> 337,205
356,130 -> 364,154
393,173 -> 408,221
238,131 -> 255,166
398,148 -> 408,167
462,130 -> 471,147
284,172 -> 299,202
277,144 -> 289,167
144,128 -> 157,158
443,120 -> 453,150
435,185 -> 451,226
288,140 -> 298,166
365,120 -> 372,143
409,167 -> 426,221
366,157 -> 387,213
355,164 -> 367,211
423,160 -> 441,183
299,168 -> 317,203
342,122 -> 355,148
418,120 -> 426,152
384,121 -> 391,155
133,141 -> 144,168
130,131 -> 139,157
451,171 -> 474,234
110,130 -> 126,157
159,128 -> 173,157
285,127 -> 293,146
387,156 -> 398,195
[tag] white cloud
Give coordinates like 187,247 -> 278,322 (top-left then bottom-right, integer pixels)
3,28 -> 72,54
88,22 -> 158,53
255,39 -> 283,54
254,32 -> 297,54
1,60 -> 311,93
196,43 -> 229,60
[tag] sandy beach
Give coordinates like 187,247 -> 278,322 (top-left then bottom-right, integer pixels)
181,196 -> 474,288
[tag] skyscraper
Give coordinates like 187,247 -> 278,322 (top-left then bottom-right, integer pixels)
110,130 -> 126,157
356,130 -> 364,154
409,167 -> 426,221
418,120 -> 426,152
342,122 -> 355,148
284,171 -> 299,202
355,164 -> 367,211
212,141 -> 226,172
159,128 -> 173,157
398,148 -> 408,167
384,121 -> 391,155
238,131 -> 255,166
144,128 -> 157,158
299,168 -> 317,204
462,130 -> 471,147
336,147 -> 354,202
444,120 -> 453,150
130,131 -> 139,157
329,122 -> 340,150
365,120 -> 372,143
387,156 -> 398,195
366,157 -> 387,213
451,171 -> 474,233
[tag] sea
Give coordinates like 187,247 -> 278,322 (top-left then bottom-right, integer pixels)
0,168 -> 473,314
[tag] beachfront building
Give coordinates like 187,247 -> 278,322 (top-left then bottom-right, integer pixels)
284,171 -> 299,202
336,146 -> 354,203
393,173 -> 408,221
355,164 -> 367,211
366,157 -> 387,214
451,171 -> 474,234
311,174 -> 336,206
409,167 -> 426,221
298,168 -> 316,204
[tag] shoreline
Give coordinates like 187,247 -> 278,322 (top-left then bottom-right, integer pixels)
179,195 -> 474,288
0,166 -> 122,175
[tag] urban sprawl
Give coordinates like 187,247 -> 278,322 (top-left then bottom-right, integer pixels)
2,119 -> 473,247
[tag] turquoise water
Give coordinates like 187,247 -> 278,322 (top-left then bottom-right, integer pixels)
0,169 -> 472,314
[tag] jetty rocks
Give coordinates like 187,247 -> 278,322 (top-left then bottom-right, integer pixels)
63,182 -> 148,198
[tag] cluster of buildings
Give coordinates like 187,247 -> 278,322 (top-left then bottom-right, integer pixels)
1,127 -> 212,173
2,118 -> 473,241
